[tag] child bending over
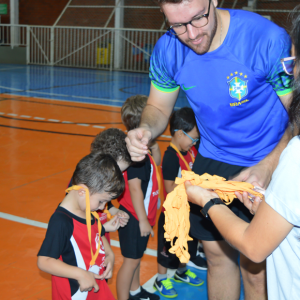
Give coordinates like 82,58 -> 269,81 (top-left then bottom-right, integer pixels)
38,153 -> 125,300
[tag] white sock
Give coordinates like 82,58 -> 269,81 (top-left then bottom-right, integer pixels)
157,273 -> 167,281
130,286 -> 141,296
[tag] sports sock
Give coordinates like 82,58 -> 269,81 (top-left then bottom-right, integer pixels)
176,266 -> 187,275
157,273 -> 167,281
130,286 -> 141,296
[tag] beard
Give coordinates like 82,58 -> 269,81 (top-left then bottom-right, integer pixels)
178,8 -> 218,55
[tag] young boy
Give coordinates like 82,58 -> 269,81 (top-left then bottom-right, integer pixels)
38,153 -> 125,300
154,107 -> 205,298
116,95 -> 161,300
90,128 -> 132,230
68,128 -> 132,233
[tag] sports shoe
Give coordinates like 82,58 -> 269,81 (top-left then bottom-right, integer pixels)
131,286 -> 160,300
153,277 -> 178,298
187,255 -> 208,270
173,269 -> 204,286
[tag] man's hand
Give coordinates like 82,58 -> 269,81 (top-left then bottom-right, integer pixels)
139,219 -> 154,237
185,181 -> 218,207
231,159 -> 273,189
77,269 -> 101,292
126,128 -> 152,161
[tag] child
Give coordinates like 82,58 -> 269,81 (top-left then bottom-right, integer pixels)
90,128 -> 132,230
38,153 -> 125,300
154,107 -> 205,298
116,95 -> 161,300
68,128 -> 132,234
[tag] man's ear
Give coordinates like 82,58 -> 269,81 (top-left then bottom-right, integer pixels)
213,0 -> 218,8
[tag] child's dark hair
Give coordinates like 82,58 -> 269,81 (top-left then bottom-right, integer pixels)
169,107 -> 197,136
121,95 -> 148,131
72,153 -> 125,198
90,128 -> 131,164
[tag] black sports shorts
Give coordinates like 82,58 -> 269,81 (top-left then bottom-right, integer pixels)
157,212 -> 198,269
118,205 -> 150,259
190,153 -> 253,241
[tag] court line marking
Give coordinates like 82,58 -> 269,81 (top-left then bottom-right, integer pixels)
0,212 -> 157,257
2,92 -> 183,110
0,110 -> 172,139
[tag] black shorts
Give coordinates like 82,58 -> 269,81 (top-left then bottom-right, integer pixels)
118,205 -> 150,259
190,153 -> 253,241
157,212 -> 198,269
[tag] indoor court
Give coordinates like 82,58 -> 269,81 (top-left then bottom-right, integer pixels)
0,64 -> 244,299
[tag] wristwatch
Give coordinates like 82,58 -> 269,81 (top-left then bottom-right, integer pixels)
201,198 -> 225,218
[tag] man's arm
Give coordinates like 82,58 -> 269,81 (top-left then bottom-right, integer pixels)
233,93 -> 293,189
126,84 -> 179,161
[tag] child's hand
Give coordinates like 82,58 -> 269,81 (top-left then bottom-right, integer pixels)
116,210 -> 130,227
139,219 -> 154,237
77,269 -> 101,292
103,216 -> 120,232
100,253 -> 114,280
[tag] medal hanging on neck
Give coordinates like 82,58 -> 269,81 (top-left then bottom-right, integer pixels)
170,142 -> 194,171
65,185 -> 102,266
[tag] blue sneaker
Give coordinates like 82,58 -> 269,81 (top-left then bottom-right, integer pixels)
153,277 -> 178,298
173,269 -> 204,286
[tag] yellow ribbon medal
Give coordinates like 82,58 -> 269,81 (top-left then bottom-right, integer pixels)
65,185 -> 102,266
170,142 -> 194,171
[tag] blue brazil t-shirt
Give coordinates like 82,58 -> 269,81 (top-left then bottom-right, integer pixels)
150,9 -> 292,167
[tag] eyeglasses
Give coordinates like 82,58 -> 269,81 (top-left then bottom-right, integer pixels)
280,56 -> 296,75
165,0 -> 211,36
174,129 -> 199,144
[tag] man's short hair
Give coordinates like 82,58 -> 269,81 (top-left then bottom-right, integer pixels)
90,128 -> 131,164
121,95 -> 148,131
169,107 -> 198,136
72,153 -> 125,198
155,0 -> 189,5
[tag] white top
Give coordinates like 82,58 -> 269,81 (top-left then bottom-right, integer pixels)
265,136 -> 300,300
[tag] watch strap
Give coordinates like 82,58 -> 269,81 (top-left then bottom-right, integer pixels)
201,198 -> 225,217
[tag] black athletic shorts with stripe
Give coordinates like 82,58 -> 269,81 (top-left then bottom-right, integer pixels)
190,153 -> 253,241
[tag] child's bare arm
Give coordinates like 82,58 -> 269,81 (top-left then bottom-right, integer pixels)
37,256 -> 101,292
164,179 -> 177,194
128,178 -> 154,237
100,236 -> 115,279
149,141 -> 161,166
108,205 -> 119,215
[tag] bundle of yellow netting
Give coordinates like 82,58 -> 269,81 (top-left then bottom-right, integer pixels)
163,170 -> 263,263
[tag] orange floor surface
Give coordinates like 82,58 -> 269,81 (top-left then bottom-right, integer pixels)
0,95 -> 171,299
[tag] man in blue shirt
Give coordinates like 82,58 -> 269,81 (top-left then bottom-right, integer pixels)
125,0 -> 293,299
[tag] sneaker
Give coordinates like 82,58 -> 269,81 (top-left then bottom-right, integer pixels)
173,269 -> 204,286
132,286 -> 160,300
153,277 -> 178,298
187,255 -> 208,270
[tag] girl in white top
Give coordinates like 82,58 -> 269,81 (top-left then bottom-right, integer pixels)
185,9 -> 300,300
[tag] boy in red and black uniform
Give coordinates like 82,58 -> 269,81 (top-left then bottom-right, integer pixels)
37,153 -> 125,300
154,108 -> 206,298
117,95 -> 161,300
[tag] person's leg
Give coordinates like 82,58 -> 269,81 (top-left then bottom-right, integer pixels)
116,257 -> 140,300
203,240 -> 240,300
130,261 -> 141,291
240,254 -> 267,300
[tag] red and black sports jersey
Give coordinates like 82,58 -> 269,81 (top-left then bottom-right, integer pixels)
118,153 -> 159,226
38,206 -> 114,300
161,145 -> 197,211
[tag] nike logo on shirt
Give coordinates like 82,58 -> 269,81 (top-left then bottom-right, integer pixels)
182,84 -> 196,91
